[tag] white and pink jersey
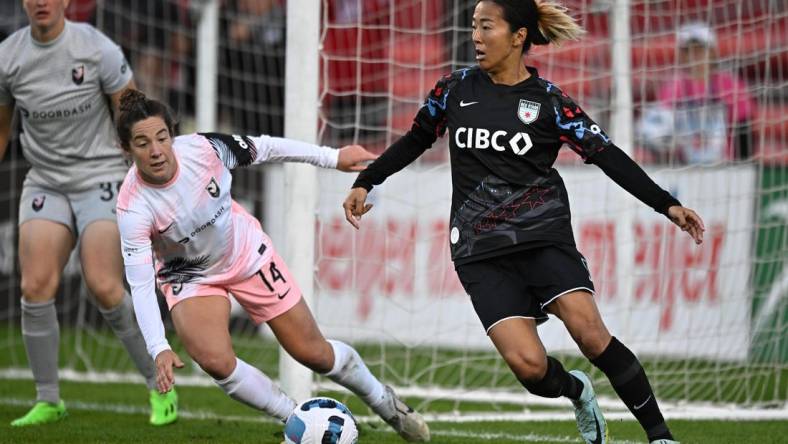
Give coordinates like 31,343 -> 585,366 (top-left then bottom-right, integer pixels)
117,132 -> 338,359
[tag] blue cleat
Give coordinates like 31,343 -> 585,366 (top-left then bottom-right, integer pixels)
569,370 -> 608,444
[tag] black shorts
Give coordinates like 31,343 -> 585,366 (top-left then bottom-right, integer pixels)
455,245 -> 595,333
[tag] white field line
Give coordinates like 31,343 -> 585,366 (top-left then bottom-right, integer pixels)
0,396 -> 279,423
429,429 -> 640,444
0,397 -> 635,444
0,368 -> 219,387
1,368 -> 786,421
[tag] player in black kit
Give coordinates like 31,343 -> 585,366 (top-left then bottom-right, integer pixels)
343,1 -> 703,444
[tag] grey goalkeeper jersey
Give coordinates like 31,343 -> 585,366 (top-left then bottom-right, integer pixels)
0,20 -> 133,191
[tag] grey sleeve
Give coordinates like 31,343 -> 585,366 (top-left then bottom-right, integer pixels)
96,30 -> 133,94
0,64 -> 11,105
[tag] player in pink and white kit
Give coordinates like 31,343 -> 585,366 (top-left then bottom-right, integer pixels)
115,89 -> 430,442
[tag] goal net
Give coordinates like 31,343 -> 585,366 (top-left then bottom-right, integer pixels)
311,0 -> 788,418
0,0 -> 785,421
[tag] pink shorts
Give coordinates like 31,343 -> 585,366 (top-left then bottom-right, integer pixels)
161,251 -> 302,324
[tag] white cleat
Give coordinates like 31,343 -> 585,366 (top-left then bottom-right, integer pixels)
569,370 -> 608,444
381,385 -> 430,442
650,440 -> 680,444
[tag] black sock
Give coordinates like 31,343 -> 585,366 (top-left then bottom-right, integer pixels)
591,337 -> 673,442
519,356 -> 584,400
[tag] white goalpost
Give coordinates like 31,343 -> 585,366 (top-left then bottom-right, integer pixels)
277,0 -> 321,403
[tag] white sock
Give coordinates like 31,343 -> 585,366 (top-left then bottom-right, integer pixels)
214,357 -> 295,421
324,339 -> 393,418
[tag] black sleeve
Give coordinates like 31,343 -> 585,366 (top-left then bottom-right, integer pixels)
413,71 -> 457,139
589,145 -> 682,216
546,83 -> 680,216
548,84 -> 610,161
352,70 -> 464,190
352,124 -> 436,191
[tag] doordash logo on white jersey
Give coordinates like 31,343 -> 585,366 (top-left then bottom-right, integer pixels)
453,127 -> 533,155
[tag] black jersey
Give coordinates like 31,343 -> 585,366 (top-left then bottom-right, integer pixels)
354,65 -> 680,265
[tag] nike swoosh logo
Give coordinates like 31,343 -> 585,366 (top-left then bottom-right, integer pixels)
277,288 -> 291,300
633,395 -> 652,410
592,410 -> 602,444
158,222 -> 174,234
459,100 -> 478,107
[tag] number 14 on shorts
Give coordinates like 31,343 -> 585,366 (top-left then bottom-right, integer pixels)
257,261 -> 289,299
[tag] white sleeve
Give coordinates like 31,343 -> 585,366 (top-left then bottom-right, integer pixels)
116,204 -> 169,360
199,132 -> 339,170
250,134 -> 339,168
117,206 -> 154,266
126,263 -> 171,361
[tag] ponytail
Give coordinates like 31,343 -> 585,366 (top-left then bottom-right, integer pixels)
534,1 -> 585,47
478,0 -> 585,52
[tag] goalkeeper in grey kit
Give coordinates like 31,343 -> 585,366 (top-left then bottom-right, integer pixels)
0,0 -> 175,426
344,1 -> 705,443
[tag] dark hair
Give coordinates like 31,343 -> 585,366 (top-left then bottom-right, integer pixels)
477,0 -> 585,53
116,90 -> 177,150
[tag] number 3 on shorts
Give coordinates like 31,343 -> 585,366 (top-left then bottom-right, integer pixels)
98,181 -> 123,202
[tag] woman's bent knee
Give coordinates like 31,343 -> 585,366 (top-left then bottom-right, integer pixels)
574,328 -> 611,359
20,274 -> 59,301
196,353 -> 236,379
502,350 -> 547,382
294,342 -> 334,374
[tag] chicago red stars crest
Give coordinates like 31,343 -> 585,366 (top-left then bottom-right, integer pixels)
517,99 -> 540,125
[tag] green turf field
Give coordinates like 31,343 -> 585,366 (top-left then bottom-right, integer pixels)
0,322 -> 786,443
1,379 -> 787,444
1,321 -> 785,408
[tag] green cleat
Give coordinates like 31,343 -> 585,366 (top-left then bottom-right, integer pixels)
149,389 -> 178,426
10,400 -> 67,427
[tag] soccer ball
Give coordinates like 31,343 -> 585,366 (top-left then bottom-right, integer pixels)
283,397 -> 359,444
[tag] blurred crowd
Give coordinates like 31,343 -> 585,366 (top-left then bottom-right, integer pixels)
1,0 -> 781,166
637,22 -> 756,165
1,0 -> 286,137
